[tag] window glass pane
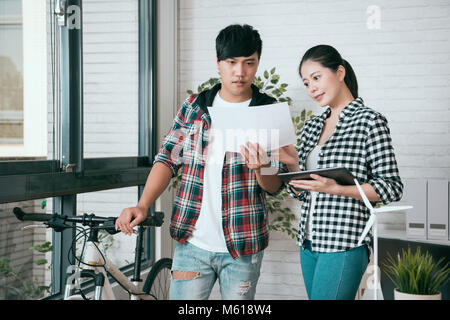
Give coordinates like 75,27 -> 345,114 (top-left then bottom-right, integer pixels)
0,0 -> 21,15
1,0 -> 55,160
82,0 -> 139,158
77,187 -> 138,268
0,1 -> 23,145
0,199 -> 53,300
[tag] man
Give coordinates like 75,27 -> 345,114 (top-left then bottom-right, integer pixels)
115,24 -> 285,300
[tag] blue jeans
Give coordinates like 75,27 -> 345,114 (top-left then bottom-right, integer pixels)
169,242 -> 264,300
300,240 -> 369,300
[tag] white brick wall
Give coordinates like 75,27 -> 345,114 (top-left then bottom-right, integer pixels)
83,0 -> 139,158
177,0 -> 450,299
178,0 -> 450,180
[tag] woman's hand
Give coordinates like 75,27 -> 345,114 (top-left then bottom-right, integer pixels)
272,144 -> 300,171
289,174 -> 340,194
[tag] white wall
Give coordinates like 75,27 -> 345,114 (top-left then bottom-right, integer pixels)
178,0 -> 450,180
155,0 -> 178,262
83,0 -> 139,158
176,0 -> 450,299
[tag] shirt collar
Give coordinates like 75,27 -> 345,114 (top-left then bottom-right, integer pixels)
195,83 -> 276,113
319,97 -> 364,121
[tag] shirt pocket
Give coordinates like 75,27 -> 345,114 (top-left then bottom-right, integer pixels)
182,124 -> 204,164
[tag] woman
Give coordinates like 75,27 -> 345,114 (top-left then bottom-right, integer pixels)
280,45 -> 404,300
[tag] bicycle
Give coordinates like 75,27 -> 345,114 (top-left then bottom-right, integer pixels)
13,207 -> 172,300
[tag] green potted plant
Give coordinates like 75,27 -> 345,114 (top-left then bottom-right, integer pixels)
383,247 -> 450,300
178,68 -> 314,239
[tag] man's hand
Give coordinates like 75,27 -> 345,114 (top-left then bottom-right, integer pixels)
115,206 -> 148,236
239,142 -> 271,171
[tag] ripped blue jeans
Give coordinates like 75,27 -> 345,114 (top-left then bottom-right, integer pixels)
169,242 -> 264,300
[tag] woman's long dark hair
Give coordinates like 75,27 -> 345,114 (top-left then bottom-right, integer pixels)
299,45 -> 358,98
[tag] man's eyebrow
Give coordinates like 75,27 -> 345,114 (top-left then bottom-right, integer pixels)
241,58 -> 257,64
228,57 -> 257,62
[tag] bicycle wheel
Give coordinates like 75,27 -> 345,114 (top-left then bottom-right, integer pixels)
142,258 -> 172,300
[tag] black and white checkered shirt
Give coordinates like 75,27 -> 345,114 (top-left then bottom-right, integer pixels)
286,97 -> 403,252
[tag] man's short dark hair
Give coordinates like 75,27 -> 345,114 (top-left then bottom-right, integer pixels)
216,24 -> 262,61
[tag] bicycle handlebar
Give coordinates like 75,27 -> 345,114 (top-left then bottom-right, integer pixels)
13,207 -> 164,233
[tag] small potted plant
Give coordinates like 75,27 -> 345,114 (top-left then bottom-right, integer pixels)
383,247 -> 450,300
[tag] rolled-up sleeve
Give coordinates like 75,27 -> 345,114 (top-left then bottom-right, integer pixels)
261,154 -> 289,196
365,114 -> 403,204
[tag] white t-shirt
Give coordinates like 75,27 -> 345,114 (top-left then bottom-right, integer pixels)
188,93 -> 252,252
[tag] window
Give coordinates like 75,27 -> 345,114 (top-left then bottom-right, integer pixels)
77,187 -> 139,269
0,0 -> 53,300
0,0 -> 47,157
0,0 -> 23,146
83,0 -> 139,158
0,0 -> 157,300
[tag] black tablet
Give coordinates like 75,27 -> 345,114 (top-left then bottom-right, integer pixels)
277,167 -> 355,186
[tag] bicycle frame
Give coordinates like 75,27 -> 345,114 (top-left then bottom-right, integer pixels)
12,207 -> 165,300
64,227 -> 154,300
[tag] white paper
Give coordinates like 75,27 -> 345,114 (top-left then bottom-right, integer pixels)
207,102 -> 297,152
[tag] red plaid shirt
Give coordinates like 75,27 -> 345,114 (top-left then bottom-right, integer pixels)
154,84 -> 286,258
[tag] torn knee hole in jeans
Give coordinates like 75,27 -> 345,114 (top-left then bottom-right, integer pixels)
171,270 -> 200,280
239,281 -> 251,295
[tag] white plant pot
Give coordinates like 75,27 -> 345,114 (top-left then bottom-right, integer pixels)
394,288 -> 442,300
